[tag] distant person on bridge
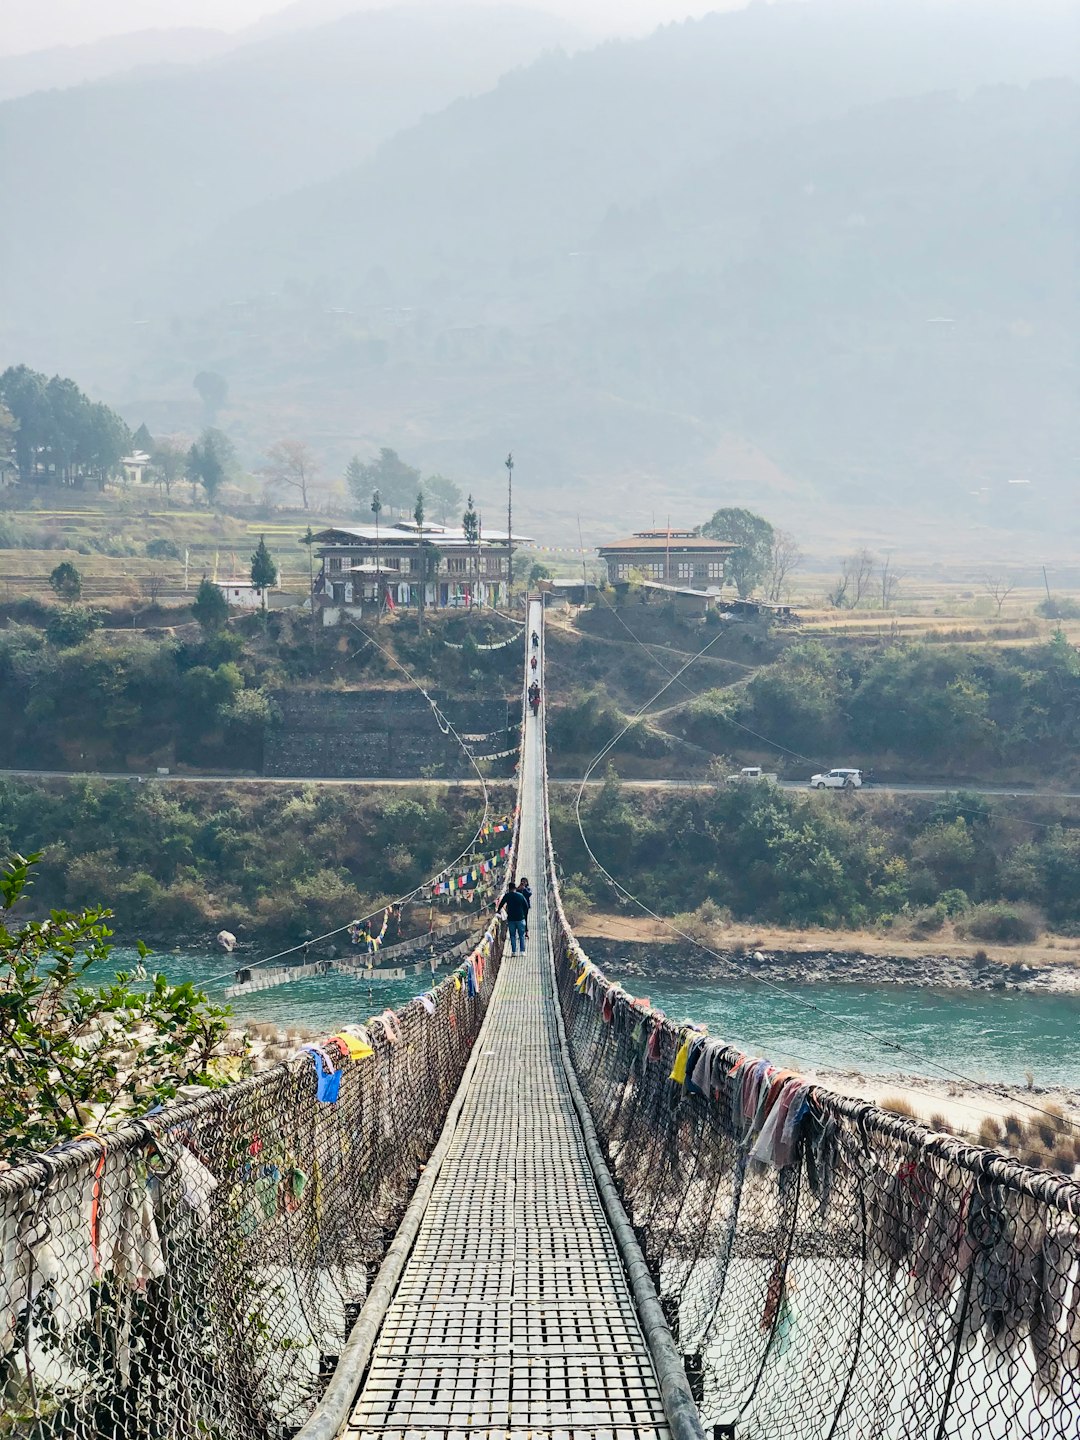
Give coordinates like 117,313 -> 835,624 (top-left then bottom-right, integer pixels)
528,681 -> 540,715
530,654 -> 538,672
498,880 -> 530,954
531,630 -> 539,648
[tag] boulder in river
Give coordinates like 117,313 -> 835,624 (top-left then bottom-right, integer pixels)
216,930 -> 237,953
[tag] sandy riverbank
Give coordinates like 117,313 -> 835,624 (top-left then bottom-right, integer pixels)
809,1065 -> 1080,1139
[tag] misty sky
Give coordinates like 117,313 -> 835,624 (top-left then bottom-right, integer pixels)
0,0 -> 751,55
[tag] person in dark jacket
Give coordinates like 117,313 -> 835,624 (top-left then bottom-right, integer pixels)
498,881 -> 530,954
516,877 -> 532,942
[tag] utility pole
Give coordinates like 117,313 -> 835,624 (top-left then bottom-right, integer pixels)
505,452 -> 514,610
414,490 -> 425,635
372,488 -> 383,624
577,513 -> 588,598
1042,565 -> 1053,604
301,527 -> 316,654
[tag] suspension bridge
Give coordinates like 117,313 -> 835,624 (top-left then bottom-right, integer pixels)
2,599 -> 1079,1440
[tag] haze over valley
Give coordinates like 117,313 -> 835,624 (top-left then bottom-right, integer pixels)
1,0 -> 1077,558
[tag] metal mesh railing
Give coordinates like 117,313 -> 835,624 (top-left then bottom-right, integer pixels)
539,755 -> 1080,1440
0,915 -> 504,1440
549,921 -> 1080,1438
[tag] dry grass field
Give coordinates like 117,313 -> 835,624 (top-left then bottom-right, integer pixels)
0,494 -> 330,600
571,911 -> 1080,971
786,573 -> 1080,649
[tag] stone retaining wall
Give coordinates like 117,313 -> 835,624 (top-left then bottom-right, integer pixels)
264,688 -> 514,778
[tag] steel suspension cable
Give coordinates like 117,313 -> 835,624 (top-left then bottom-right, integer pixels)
568,640 -> 1080,1136
204,622 -> 511,984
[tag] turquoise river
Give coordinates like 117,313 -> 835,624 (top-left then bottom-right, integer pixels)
117,948 -> 1080,1091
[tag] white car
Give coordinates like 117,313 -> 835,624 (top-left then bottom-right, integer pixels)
810,768 -> 863,790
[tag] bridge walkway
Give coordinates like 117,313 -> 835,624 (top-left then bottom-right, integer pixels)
345,601 -> 671,1440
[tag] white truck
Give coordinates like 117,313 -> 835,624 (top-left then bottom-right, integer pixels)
726,766 -> 778,784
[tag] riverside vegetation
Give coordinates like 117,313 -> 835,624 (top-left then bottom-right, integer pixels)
551,772 -> 1080,943
0,780 -> 510,948
2,769 -> 1077,951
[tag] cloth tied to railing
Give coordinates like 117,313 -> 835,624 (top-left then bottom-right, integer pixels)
0,906 -> 510,1440
551,888 -> 1080,1434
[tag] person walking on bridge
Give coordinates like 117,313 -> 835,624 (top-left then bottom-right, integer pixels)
516,875 -> 532,943
498,879 -> 530,954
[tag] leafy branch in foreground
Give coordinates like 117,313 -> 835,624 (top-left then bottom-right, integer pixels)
0,851 -> 240,1163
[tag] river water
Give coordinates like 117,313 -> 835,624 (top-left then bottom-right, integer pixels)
118,947 -> 1080,1090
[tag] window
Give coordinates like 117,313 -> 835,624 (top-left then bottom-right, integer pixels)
707,561 -> 724,579
647,562 -> 664,580
615,563 -> 630,579
328,556 -> 343,573
676,561 -> 692,579
447,557 -> 468,573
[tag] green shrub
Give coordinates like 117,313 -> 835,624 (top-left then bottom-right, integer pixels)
45,604 -> 102,647
956,901 -> 1040,944
1036,596 -> 1080,619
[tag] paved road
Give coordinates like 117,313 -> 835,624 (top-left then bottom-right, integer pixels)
2,767 -> 1079,801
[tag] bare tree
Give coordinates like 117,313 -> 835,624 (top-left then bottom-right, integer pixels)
982,574 -> 1017,616
764,530 -> 802,602
830,548 -> 875,608
878,551 -> 905,611
150,438 -> 186,499
145,568 -> 167,605
261,438 -> 315,510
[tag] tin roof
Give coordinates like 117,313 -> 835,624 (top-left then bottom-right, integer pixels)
596,535 -> 736,553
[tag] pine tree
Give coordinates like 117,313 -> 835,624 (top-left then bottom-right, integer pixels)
192,576 -> 228,631
250,535 -> 278,611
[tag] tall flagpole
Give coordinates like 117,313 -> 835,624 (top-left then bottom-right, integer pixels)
505,452 -> 514,612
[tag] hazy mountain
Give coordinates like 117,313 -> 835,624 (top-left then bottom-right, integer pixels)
4,0 -> 1079,551
136,0 -> 1079,545
0,30 -> 235,102
0,5 -> 579,340
0,0 -> 284,56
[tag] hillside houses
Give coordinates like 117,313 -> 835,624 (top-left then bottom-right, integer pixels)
312,519 -> 530,621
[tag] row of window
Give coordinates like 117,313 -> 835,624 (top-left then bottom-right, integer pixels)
329,582 -> 502,604
612,560 -> 725,580
326,555 -> 506,576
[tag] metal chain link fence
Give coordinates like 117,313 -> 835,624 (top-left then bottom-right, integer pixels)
0,915 -> 505,1440
546,896 -> 1080,1439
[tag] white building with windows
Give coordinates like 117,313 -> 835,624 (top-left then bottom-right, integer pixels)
214,580 -> 272,609
312,520 -> 530,622
596,530 -> 735,591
